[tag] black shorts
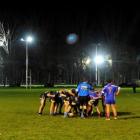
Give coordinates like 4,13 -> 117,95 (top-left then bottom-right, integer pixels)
78,96 -> 89,106
93,99 -> 99,107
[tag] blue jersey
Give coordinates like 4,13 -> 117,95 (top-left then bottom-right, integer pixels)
89,91 -> 101,100
102,83 -> 120,103
76,82 -> 93,96
89,91 -> 97,97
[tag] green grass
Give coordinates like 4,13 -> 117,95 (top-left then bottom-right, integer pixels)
0,88 -> 140,140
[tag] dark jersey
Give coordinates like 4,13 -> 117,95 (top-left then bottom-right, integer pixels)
40,92 -> 48,99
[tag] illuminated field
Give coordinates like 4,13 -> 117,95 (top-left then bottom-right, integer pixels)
0,88 -> 140,140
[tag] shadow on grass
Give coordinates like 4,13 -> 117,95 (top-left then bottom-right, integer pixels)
116,112 -> 140,120
120,116 -> 140,120
117,112 -> 132,116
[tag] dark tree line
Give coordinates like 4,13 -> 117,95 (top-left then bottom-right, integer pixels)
0,8 -> 140,86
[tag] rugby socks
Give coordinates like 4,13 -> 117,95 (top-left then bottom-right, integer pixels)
106,113 -> 110,120
50,112 -> 54,115
98,113 -> 101,118
64,112 -> 68,118
83,109 -> 87,117
80,110 -> 84,118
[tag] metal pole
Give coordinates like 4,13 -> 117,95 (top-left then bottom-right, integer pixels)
30,69 -> 31,90
95,45 -> 98,86
26,42 -> 28,89
98,67 -> 100,85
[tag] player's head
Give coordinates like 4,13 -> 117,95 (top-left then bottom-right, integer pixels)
82,76 -> 89,82
50,91 -> 54,94
71,88 -> 77,95
107,79 -> 114,84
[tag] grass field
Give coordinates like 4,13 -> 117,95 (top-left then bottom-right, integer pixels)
0,87 -> 140,140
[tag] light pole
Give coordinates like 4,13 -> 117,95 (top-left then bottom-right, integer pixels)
26,41 -> 28,89
21,36 -> 33,89
95,45 -> 98,85
94,54 -> 104,86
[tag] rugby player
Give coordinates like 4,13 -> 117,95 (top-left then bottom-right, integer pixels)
102,80 -> 120,120
76,77 -> 93,118
87,90 -> 101,117
59,89 -> 76,118
38,91 -> 55,115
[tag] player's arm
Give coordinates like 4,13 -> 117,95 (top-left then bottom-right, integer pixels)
116,87 -> 120,96
97,90 -> 103,98
47,92 -> 55,98
68,90 -> 75,96
59,90 -> 66,97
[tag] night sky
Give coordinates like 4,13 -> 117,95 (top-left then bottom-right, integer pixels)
0,2 -> 140,84
0,3 -> 140,49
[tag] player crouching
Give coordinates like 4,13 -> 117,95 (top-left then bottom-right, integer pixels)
87,90 -> 101,117
38,91 -> 58,115
38,91 -> 48,115
59,89 -> 77,118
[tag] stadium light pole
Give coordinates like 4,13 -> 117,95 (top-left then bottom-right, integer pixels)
95,45 -> 98,85
21,36 -> 33,89
94,53 -> 104,86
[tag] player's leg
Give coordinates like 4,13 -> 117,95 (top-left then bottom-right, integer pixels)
96,106 -> 101,118
101,97 -> 106,116
50,100 -> 55,115
105,104 -> 110,120
87,104 -> 92,116
87,99 -> 94,116
93,100 -> 100,117
38,98 -> 46,115
63,100 -> 69,117
111,104 -> 117,119
66,104 -> 72,116
78,96 -> 84,118
83,96 -> 89,118
53,102 -> 58,115
58,97 -> 63,114
71,100 -> 77,115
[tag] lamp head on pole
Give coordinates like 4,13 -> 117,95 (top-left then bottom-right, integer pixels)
26,36 -> 33,43
20,36 -> 33,43
94,55 -> 104,65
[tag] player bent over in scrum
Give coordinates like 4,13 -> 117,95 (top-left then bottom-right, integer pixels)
59,89 -> 76,118
64,91 -> 79,117
38,91 -> 55,115
68,94 -> 79,117
48,91 -> 60,115
87,90 -> 101,117
38,91 -> 48,115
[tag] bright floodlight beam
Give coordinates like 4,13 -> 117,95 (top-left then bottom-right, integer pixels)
94,55 -> 104,64
85,58 -> 91,65
94,55 -> 104,86
21,36 -> 33,43
26,36 -> 33,43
